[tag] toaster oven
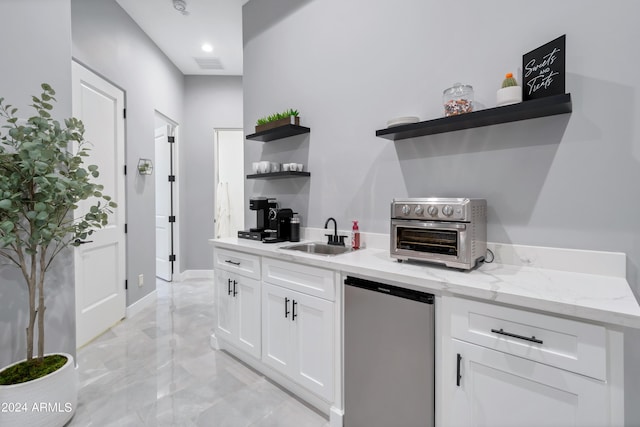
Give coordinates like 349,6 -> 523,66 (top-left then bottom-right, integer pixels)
390,198 -> 487,270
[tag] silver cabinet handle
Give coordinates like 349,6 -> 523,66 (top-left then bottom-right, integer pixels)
225,260 -> 240,266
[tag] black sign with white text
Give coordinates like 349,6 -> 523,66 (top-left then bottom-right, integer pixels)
522,35 -> 566,100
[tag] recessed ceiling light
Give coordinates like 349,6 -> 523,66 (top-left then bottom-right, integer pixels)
201,43 -> 213,53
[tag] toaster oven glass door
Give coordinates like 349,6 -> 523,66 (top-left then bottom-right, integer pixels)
393,220 -> 466,257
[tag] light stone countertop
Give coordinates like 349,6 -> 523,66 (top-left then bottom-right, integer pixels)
210,237 -> 640,329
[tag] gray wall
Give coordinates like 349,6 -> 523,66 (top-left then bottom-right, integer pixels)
0,0 -> 75,368
243,0 -> 640,423
182,76 -> 243,270
71,0 -> 185,305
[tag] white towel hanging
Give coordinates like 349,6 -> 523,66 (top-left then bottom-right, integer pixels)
215,181 -> 231,238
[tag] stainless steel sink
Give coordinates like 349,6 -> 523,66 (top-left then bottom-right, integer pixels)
281,242 -> 353,256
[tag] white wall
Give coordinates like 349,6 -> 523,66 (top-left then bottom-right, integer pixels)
242,0 -> 640,423
0,0 -> 74,368
182,76 -> 243,270
71,0 -> 184,304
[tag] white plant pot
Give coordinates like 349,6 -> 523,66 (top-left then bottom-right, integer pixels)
496,85 -> 522,106
0,353 -> 78,427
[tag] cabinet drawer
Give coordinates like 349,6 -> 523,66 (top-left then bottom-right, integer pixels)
450,297 -> 606,380
262,257 -> 335,301
214,247 -> 260,279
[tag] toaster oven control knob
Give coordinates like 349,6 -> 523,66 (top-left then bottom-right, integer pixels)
414,205 -> 424,216
442,205 -> 454,217
427,206 -> 438,216
401,204 -> 411,215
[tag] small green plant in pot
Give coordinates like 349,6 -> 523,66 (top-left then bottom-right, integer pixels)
255,108 -> 300,132
0,84 -> 115,392
496,72 -> 522,107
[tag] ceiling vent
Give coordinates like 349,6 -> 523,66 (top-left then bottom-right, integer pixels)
194,57 -> 224,70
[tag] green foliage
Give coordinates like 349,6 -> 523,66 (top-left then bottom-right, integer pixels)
0,84 -> 115,256
0,354 -> 67,385
0,83 -> 117,366
256,108 -> 299,126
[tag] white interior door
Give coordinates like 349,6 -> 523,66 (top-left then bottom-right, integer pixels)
215,129 -> 244,237
72,61 -> 126,348
155,124 -> 173,281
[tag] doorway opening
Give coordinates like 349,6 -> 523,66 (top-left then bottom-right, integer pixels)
155,112 -> 180,281
214,129 -> 245,238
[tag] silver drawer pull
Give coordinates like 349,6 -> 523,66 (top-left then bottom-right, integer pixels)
224,260 -> 241,266
491,328 -> 543,344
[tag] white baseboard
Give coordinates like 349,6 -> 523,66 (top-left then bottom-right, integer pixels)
126,289 -> 157,319
176,269 -> 214,281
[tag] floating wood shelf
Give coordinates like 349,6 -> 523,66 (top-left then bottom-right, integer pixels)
246,171 -> 311,180
375,93 -> 572,141
246,124 -> 311,142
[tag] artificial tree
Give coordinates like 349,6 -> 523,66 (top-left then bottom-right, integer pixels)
0,84 -> 116,383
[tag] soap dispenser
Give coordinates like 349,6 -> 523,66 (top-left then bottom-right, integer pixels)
351,220 -> 360,250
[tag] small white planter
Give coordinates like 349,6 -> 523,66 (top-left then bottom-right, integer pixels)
0,353 -> 77,427
496,85 -> 523,106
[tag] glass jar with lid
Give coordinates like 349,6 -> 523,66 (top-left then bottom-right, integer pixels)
443,83 -> 474,117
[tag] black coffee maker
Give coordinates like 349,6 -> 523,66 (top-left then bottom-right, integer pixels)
237,197 -> 273,241
263,208 -> 293,243
266,199 -> 279,233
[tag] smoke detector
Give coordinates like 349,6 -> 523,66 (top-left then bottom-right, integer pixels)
173,0 -> 189,15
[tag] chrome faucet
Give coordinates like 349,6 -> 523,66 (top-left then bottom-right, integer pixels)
324,217 -> 346,246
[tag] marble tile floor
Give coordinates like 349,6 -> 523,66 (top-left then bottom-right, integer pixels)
67,278 -> 330,427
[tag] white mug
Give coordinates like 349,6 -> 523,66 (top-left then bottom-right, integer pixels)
252,162 -> 260,174
258,161 -> 270,174
283,163 -> 290,171
270,162 -> 280,172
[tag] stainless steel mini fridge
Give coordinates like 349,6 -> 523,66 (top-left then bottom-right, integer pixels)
344,276 -> 435,427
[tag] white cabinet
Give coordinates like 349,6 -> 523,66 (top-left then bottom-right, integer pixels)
442,296 -> 617,427
213,250 -> 261,359
261,259 -> 335,402
449,339 -> 607,427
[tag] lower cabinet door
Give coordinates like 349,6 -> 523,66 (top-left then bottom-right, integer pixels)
215,269 -> 261,358
293,290 -> 334,402
262,283 -> 295,375
448,339 -> 608,427
214,269 -> 234,342
261,283 -> 335,402
235,275 -> 261,359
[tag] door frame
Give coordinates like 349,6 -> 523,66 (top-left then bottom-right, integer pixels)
155,111 -> 181,279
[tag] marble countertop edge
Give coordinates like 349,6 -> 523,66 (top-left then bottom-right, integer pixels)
209,238 -> 640,329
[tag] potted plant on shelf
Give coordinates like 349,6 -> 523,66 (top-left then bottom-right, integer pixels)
496,72 -> 523,107
255,108 -> 300,133
0,84 -> 116,427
